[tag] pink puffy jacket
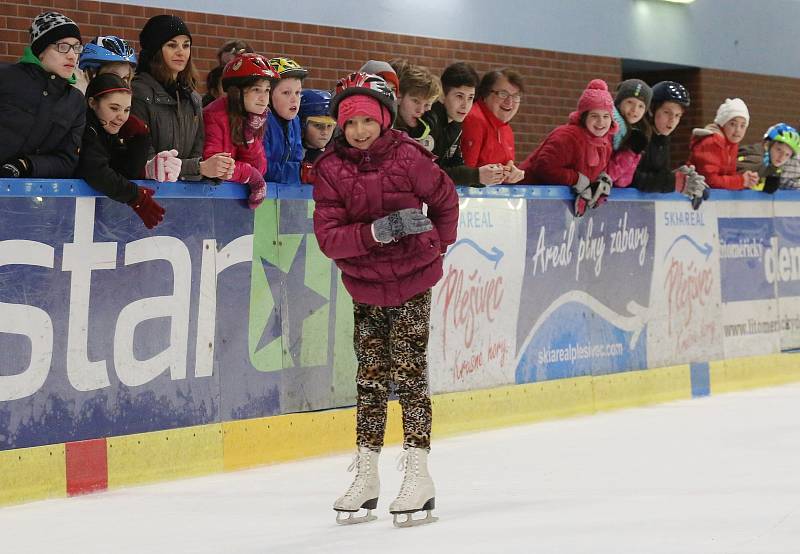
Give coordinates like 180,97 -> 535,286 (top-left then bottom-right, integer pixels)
313,129 -> 459,307
202,96 -> 266,182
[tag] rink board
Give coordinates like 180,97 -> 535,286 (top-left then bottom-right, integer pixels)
1,182 -> 799,506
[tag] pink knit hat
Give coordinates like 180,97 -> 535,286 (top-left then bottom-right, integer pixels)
577,79 -> 614,115
337,95 -> 391,129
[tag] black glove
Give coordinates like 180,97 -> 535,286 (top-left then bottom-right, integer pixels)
763,175 -> 780,194
0,157 -> 31,178
627,130 -> 648,155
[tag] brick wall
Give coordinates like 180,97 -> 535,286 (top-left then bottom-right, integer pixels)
3,1 -> 800,162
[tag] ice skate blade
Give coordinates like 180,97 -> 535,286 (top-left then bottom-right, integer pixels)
335,509 -> 377,525
392,510 -> 438,528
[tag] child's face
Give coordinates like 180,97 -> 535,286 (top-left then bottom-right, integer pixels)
304,118 -> 335,149
90,91 -> 132,135
270,78 -> 302,120
653,101 -> 684,136
722,117 -> 748,143
619,97 -> 647,125
397,93 -> 432,127
39,38 -> 81,79
344,115 -> 381,150
243,80 -> 270,115
98,62 -> 134,85
769,141 -> 794,167
584,110 -> 612,137
442,86 -> 475,123
161,35 -> 191,77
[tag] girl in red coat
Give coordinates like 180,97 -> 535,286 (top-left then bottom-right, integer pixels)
520,79 -> 618,217
688,97 -> 759,190
203,53 -> 279,208
313,73 -> 458,528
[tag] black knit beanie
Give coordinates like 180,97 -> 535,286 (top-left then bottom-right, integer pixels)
30,12 -> 82,57
138,15 -> 192,72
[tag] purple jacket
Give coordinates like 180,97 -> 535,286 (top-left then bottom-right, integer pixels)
313,129 -> 459,306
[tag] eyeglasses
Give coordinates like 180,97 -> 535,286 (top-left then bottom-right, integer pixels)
491,90 -> 522,104
52,42 -> 84,54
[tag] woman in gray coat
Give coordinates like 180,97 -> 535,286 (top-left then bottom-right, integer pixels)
131,15 -> 234,181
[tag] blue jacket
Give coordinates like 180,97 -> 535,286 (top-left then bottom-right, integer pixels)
263,114 -> 303,184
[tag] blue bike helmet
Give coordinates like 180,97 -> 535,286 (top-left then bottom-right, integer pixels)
299,89 -> 333,125
79,36 -> 137,70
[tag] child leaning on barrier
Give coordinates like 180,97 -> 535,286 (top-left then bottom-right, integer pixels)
0,12 -> 86,179
422,62 -> 505,186
736,123 -> 800,194
520,79 -> 617,217
688,98 -> 759,190
77,74 -> 179,229
263,56 -> 307,185
203,53 -> 278,209
631,81 -> 708,208
606,79 -> 652,188
313,73 -> 458,527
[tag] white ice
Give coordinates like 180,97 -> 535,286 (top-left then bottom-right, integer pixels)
2,383 -> 800,554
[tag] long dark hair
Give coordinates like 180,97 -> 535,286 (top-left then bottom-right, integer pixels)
226,81 -> 267,146
146,47 -> 199,93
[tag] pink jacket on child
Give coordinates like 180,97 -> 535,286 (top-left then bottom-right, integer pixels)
202,96 -> 267,182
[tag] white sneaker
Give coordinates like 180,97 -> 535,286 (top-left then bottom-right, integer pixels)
334,447 -> 380,524
389,447 -> 438,527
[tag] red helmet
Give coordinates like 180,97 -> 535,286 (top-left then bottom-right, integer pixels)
222,53 -> 279,90
329,72 -> 397,123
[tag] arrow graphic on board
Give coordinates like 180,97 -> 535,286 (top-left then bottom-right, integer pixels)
514,290 -> 649,367
664,234 -> 713,261
445,239 -> 505,269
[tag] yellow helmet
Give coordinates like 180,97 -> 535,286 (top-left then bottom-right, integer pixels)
268,57 -> 308,80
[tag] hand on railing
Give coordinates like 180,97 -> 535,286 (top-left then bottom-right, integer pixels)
145,150 -> 182,182
128,186 -> 165,229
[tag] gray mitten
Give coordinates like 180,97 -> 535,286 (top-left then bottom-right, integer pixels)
372,208 -> 433,243
677,165 -> 710,209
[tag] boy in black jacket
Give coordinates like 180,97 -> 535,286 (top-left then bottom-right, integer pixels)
422,62 -> 504,187
0,12 -> 86,178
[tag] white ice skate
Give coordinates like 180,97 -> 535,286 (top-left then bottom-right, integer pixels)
389,447 -> 438,528
333,447 -> 380,525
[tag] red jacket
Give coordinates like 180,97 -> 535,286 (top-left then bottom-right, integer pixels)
461,99 -> 515,167
687,126 -> 744,190
202,97 -> 266,182
313,129 -> 459,307
520,112 -> 617,185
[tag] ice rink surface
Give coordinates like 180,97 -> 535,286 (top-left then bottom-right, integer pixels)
3,383 -> 799,554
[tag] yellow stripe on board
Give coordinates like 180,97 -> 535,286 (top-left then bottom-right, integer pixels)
592,365 -> 693,412
710,353 -> 800,394
432,376 -> 596,437
0,443 -> 65,507
107,424 -> 223,489
222,403 -> 405,471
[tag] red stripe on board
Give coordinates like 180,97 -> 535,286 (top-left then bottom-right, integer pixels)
65,438 -> 108,496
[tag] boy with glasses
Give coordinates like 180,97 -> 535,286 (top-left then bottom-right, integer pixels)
461,68 -> 526,183
0,12 -> 86,178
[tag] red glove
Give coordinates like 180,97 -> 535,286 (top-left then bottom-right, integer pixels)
128,186 -> 165,229
118,116 -> 149,141
300,160 -> 315,185
245,165 -> 267,210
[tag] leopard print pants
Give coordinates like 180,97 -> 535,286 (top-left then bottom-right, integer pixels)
353,290 -> 432,452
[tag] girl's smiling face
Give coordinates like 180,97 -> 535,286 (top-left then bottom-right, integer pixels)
585,110 -> 612,137
344,115 -> 381,150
